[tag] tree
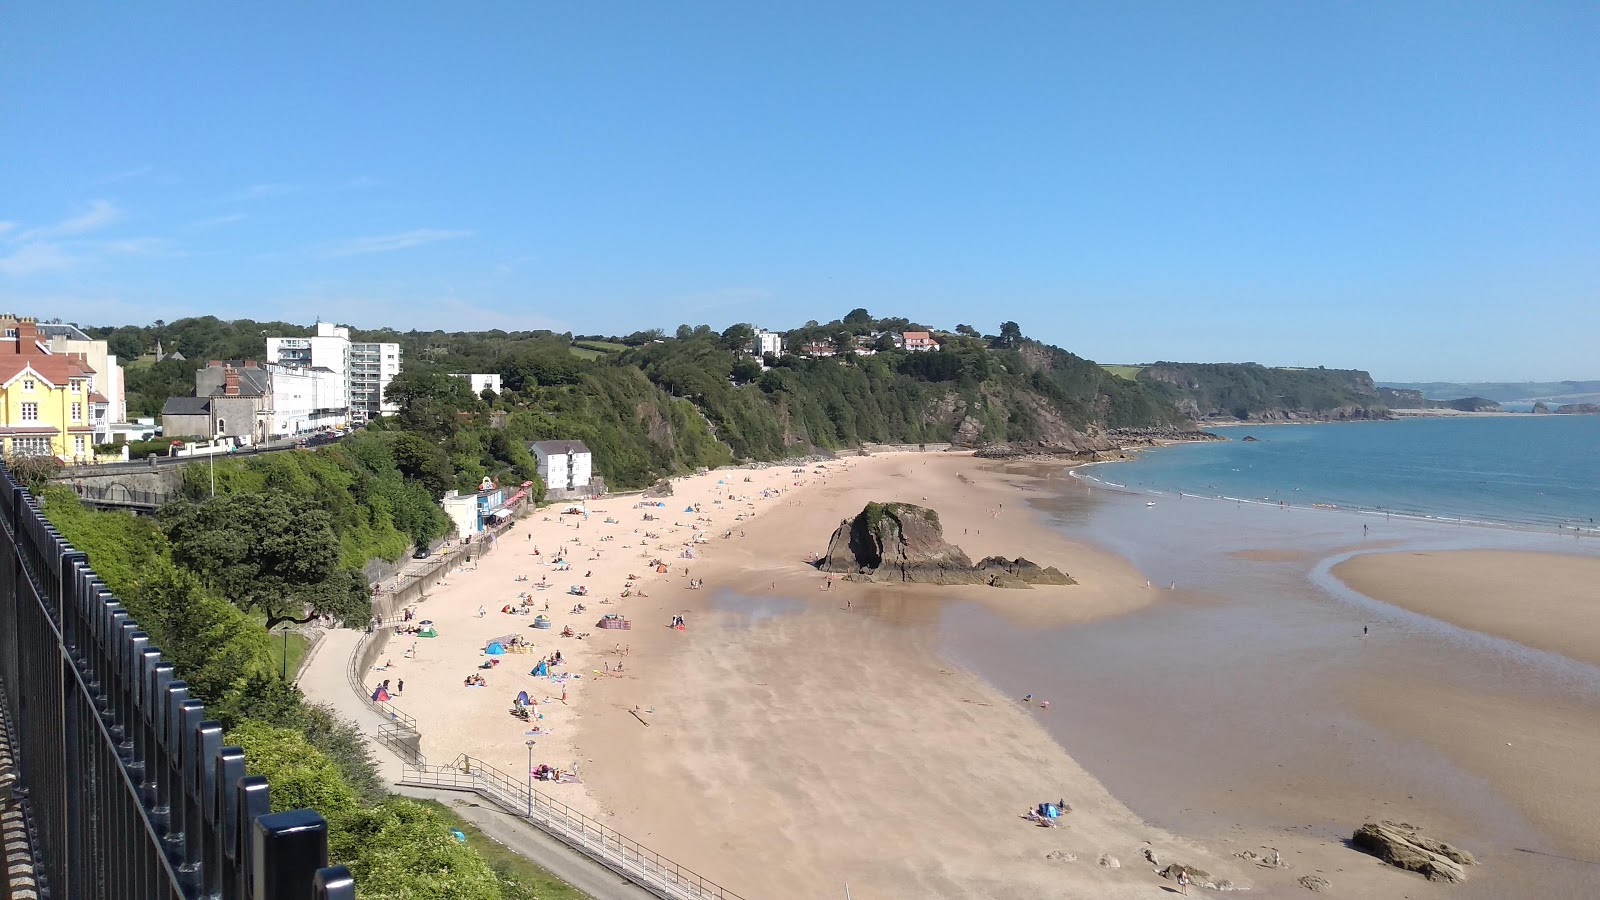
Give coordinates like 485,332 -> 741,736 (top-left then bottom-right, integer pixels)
832,332 -> 856,354
843,308 -> 873,327
955,324 -> 979,337
730,357 -> 763,384
995,321 -> 1023,349
720,323 -> 754,352
674,324 -> 693,341
160,492 -> 372,629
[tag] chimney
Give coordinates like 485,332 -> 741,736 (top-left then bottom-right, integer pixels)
224,366 -> 240,397
13,320 -> 37,352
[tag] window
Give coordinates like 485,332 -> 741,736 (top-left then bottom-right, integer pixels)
11,437 -> 51,456
69,379 -> 82,392
20,402 -> 38,421
71,402 -> 83,422
22,378 -> 34,392
74,436 -> 86,455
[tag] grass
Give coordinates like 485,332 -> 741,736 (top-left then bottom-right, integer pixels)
266,626 -> 310,680
417,799 -> 592,900
1100,364 -> 1146,381
568,346 -> 604,360
573,340 -> 628,352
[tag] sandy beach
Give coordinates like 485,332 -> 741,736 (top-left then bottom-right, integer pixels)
1332,549 -> 1600,668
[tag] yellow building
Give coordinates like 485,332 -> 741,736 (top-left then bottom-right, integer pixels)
0,318 -> 101,463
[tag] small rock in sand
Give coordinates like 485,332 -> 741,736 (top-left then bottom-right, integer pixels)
1044,850 -> 1076,862
1097,854 -> 1120,869
1298,875 -> 1331,892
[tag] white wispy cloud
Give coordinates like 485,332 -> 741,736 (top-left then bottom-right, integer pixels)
16,200 -> 121,241
184,213 -> 247,230
217,182 -> 301,203
0,243 -> 73,275
0,222 -> 15,237
318,229 -> 473,258
90,165 -> 155,186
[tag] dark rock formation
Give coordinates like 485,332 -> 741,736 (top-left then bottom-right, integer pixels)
1532,401 -> 1551,414
1352,821 -> 1475,883
1298,875 -> 1331,892
818,503 -> 1074,587
1555,402 -> 1600,415
1241,435 -> 1260,442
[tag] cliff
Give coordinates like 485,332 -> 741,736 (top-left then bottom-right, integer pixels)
817,502 -> 1074,588
1134,362 -> 1390,422
1555,403 -> 1600,415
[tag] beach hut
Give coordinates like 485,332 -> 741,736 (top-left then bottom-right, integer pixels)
597,614 -> 632,630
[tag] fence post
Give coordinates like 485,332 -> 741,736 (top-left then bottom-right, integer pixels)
252,809 -> 331,900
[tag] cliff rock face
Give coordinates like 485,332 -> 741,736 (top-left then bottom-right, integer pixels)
818,503 -> 1075,587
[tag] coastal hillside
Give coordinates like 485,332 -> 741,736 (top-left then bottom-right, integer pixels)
1127,362 -> 1389,421
1375,388 -> 1502,412
1378,379 -> 1600,405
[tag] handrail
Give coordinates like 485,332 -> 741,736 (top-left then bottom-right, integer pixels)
400,755 -> 746,900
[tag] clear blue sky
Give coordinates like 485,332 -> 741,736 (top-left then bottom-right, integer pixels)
2,3 -> 1595,380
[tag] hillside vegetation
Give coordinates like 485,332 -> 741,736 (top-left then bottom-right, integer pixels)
1134,362 -> 1388,421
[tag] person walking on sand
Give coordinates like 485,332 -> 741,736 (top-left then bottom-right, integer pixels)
1177,868 -> 1190,894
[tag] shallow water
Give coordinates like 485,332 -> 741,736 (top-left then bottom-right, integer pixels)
936,484 -> 1600,898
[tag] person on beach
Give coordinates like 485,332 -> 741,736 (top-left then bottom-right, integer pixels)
1177,869 -> 1190,894
1363,625 -> 1368,638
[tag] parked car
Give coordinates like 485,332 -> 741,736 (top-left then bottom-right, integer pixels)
412,546 -> 431,560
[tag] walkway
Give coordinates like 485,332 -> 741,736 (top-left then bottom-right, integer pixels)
298,626 -> 655,900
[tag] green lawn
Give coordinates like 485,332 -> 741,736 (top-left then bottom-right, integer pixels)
1100,364 -> 1146,381
568,346 -> 604,360
266,628 -> 310,680
573,340 -> 628,352
417,799 -> 592,900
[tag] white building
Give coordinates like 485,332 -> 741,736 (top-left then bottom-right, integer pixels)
269,364 -> 347,435
266,322 -> 402,424
529,440 -> 593,493
451,373 -> 503,395
901,331 -> 941,352
750,327 -> 784,357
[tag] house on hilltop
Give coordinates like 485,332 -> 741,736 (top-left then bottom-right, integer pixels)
902,331 -> 941,352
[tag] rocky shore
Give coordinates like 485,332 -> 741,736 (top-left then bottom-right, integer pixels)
818,502 -> 1074,587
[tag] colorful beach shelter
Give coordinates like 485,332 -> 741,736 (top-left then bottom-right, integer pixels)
684,505 -> 694,512
531,660 -> 549,677
372,686 -> 391,702
515,690 -> 532,706
485,642 -> 506,655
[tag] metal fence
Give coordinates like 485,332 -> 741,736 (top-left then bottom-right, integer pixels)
0,463 -> 356,899
69,482 -> 177,510
401,755 -> 746,900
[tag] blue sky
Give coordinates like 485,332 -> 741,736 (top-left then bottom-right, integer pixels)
2,3 -> 1595,380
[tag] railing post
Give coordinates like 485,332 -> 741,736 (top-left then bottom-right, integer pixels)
253,809 -> 331,900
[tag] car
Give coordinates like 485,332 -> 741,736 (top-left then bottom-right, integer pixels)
412,546 -> 431,560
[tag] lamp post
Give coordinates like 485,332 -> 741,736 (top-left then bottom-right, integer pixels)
525,740 -> 536,817
280,626 -> 290,680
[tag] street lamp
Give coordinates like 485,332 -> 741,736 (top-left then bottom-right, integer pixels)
279,625 -> 290,680
525,740 -> 536,817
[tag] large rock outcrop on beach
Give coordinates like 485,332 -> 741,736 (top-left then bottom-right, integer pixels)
1352,821 -> 1476,883
818,502 -> 1075,587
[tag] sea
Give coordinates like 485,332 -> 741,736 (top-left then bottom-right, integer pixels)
1080,415 -> 1600,532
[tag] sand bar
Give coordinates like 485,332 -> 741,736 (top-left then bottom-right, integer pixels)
1333,549 -> 1600,668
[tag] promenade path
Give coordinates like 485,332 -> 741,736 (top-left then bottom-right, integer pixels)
299,625 -> 656,900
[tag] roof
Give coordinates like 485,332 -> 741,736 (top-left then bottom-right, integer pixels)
36,323 -> 93,341
162,397 -> 212,416
902,331 -> 932,340
0,355 -> 96,389
88,392 -> 109,404
528,440 -> 591,456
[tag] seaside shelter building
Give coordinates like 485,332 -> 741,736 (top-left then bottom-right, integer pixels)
0,318 -> 102,462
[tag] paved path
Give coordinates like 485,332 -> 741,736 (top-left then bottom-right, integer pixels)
299,626 -> 649,898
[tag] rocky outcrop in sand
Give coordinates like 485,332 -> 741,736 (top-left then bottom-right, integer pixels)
1352,821 -> 1476,883
1297,875 -> 1331,892
817,502 -> 1074,587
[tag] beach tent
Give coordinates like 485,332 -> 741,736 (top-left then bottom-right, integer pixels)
531,660 -> 549,677
1037,803 -> 1061,819
418,626 -> 438,638
515,690 -> 532,706
371,686 -> 391,702
684,506 -> 694,512
485,642 -> 506,655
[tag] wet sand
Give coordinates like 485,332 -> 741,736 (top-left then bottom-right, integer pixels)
1333,549 -> 1600,668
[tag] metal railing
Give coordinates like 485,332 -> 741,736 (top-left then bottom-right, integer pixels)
70,482 -> 177,509
401,755 -> 746,900
0,461 -> 356,899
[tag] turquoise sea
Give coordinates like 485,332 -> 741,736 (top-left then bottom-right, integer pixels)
1080,415 -> 1600,532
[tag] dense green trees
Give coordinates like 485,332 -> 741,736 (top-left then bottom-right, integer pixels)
1135,362 -> 1383,419
160,492 -> 370,628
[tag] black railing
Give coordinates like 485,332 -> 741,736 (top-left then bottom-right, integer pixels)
0,462 -> 355,899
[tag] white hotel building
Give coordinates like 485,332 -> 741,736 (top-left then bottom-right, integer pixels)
266,322 -> 402,424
